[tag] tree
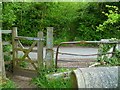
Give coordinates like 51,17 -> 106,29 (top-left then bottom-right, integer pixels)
97,5 -> 120,39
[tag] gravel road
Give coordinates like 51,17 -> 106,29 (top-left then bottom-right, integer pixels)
18,46 -> 99,59
18,46 -> 99,68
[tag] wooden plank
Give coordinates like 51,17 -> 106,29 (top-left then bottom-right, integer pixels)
2,41 -> 12,45
0,30 -> 2,76
5,61 -> 11,65
37,31 -> 43,69
16,41 -> 37,67
0,29 -> 6,79
14,58 -> 37,63
15,48 -> 37,52
12,27 -> 18,71
14,67 -> 37,72
18,40 -> 24,49
0,29 -> 3,77
3,51 -> 12,55
26,56 -> 38,70
45,27 -> 54,68
17,40 -> 37,70
15,36 -> 44,41
14,68 -> 37,78
2,30 -> 12,34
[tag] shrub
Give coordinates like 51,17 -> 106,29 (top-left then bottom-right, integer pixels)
97,38 -> 120,66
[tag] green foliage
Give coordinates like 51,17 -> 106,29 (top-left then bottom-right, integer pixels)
2,2 -> 16,29
18,55 -> 28,68
32,61 -> 73,88
97,39 -> 120,66
2,2 -> 120,45
20,61 -> 28,68
3,45 -> 12,61
0,77 -> 16,89
32,68 -> 72,88
3,45 -> 13,72
96,5 -> 120,39
32,76 -> 71,88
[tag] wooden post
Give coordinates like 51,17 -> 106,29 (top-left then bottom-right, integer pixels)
37,31 -> 43,69
45,27 -> 53,68
0,28 -> 6,80
12,27 -> 18,72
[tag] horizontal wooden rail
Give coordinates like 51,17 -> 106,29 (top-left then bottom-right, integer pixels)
2,30 -> 12,34
15,36 -> 44,41
3,41 -> 12,45
14,58 -> 37,63
3,51 -> 12,56
14,67 -> 37,72
15,48 -> 37,52
5,61 -> 11,65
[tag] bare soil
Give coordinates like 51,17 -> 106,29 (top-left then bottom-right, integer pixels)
6,71 -> 36,88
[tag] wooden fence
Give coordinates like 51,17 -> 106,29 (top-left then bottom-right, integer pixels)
0,27 -> 54,77
0,29 -> 13,79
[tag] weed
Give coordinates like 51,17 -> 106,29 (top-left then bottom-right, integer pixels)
97,38 -> 120,66
19,55 -> 28,68
32,67 -> 73,88
0,77 -> 16,89
20,61 -> 28,68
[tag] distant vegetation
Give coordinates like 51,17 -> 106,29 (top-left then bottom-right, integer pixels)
2,2 -> 120,45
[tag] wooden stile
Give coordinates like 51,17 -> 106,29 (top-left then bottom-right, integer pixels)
1,27 -> 51,77
16,41 -> 37,67
12,28 -> 44,77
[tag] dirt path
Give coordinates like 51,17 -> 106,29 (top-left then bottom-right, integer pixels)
6,71 -> 36,88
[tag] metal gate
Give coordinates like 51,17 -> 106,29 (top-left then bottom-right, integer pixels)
55,40 -> 120,70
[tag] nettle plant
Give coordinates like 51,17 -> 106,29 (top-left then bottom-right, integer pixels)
97,38 -> 120,66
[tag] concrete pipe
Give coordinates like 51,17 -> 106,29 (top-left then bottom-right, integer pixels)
70,66 -> 119,88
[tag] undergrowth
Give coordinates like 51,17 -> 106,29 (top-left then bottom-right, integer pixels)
3,45 -> 13,72
0,77 -> 16,89
32,68 -> 73,88
97,38 -> 120,66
